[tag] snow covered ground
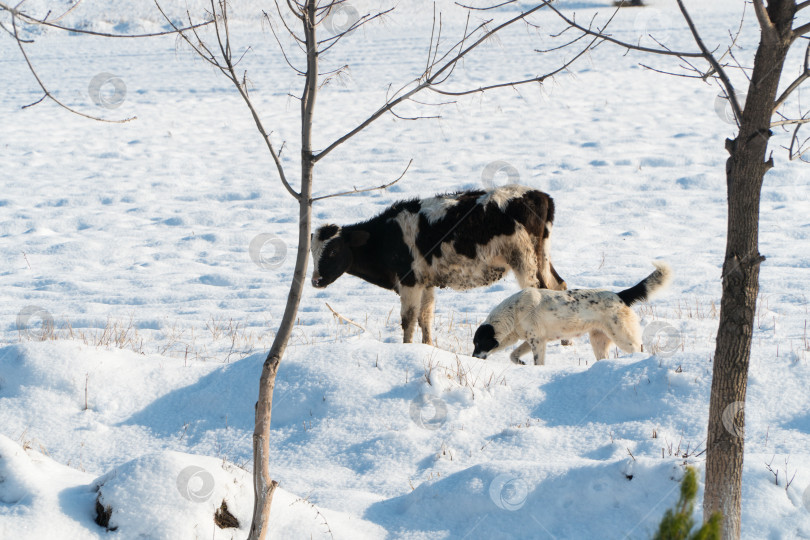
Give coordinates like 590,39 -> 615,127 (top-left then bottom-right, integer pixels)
1,0 -> 810,538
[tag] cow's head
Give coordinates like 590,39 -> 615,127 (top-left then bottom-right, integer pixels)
310,224 -> 370,288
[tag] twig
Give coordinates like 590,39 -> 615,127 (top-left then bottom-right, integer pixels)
311,159 -> 412,201
325,302 -> 366,332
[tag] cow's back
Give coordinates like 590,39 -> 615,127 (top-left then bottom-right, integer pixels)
389,185 -> 552,290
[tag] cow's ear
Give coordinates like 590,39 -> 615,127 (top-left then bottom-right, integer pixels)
348,230 -> 370,247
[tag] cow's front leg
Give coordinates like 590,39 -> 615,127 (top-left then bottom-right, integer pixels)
528,337 -> 548,366
399,286 -> 422,343
418,287 -> 435,345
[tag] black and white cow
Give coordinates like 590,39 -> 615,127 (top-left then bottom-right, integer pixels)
310,184 -> 567,344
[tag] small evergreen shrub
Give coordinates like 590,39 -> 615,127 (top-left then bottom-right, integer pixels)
653,467 -> 721,540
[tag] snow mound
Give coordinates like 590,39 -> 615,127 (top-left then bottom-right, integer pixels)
93,450 -> 385,539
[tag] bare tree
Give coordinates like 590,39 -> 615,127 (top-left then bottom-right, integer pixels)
160,0 -> 602,537
544,1 -> 808,538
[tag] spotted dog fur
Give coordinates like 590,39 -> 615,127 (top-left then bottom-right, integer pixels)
310,185 -> 567,344
472,262 -> 672,365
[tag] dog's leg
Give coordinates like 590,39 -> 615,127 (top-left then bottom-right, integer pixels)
510,341 -> 531,365
528,338 -> 548,366
589,330 -> 612,360
418,287 -> 435,345
399,286 -> 422,343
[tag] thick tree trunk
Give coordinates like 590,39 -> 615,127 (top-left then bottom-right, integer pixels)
703,3 -> 795,539
249,2 -> 318,538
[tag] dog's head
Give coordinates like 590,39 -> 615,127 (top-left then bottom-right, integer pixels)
472,323 -> 499,359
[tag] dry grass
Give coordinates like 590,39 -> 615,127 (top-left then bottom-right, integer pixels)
422,350 -> 508,396
16,315 -> 276,363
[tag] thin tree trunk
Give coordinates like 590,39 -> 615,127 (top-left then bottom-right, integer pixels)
249,1 -> 318,538
703,3 -> 795,538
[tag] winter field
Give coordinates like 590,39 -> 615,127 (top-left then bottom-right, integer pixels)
1,0 -> 810,538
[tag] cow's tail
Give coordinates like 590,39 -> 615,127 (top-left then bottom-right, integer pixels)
537,195 -> 566,290
616,262 -> 672,307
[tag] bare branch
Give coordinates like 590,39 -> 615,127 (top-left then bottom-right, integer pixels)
786,120 -> 810,161
156,0 -> 299,200
774,40 -> 810,113
0,18 -> 27,39
313,2 -> 565,163
8,12 -> 135,122
271,1 -> 305,44
793,22 -> 810,41
638,63 -> 706,79
544,2 -> 704,58
752,0 -> 778,44
799,0 -> 810,12
47,0 -> 83,23
155,3 -> 223,71
317,8 -> 393,55
535,29 -> 588,54
430,34 -> 597,96
0,1 -> 215,38
771,117 -> 810,127
20,93 -> 45,109
311,159 -> 412,201
424,5 -> 438,77
286,0 -> 304,21
675,0 -> 742,125
455,0 -> 517,10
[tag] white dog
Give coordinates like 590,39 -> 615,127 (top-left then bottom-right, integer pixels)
472,263 -> 671,365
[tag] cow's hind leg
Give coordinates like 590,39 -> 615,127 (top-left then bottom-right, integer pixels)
399,286 -> 422,344
418,287 -> 435,345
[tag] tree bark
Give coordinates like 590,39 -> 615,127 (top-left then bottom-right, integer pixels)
703,2 -> 795,538
249,1 -> 318,538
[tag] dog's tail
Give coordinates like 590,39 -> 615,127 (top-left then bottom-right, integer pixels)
616,262 -> 672,307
